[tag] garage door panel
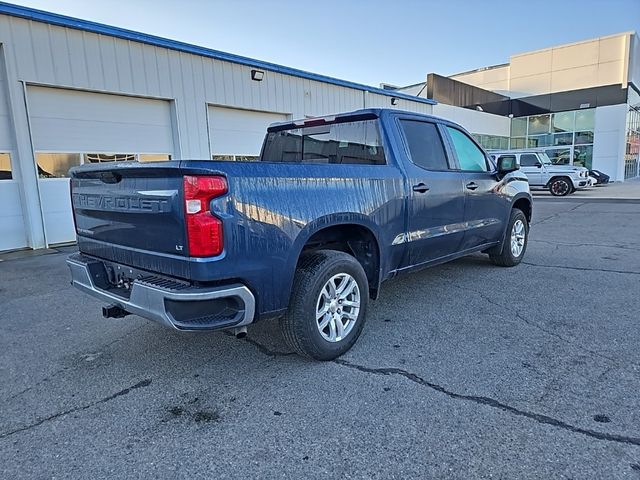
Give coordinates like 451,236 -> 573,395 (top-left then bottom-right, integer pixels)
0,182 -> 28,251
27,86 -> 175,246
208,106 -> 288,157
28,86 -> 174,153
29,117 -> 174,153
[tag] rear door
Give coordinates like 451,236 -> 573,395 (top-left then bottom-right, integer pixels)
396,118 -> 465,266
442,126 -> 507,251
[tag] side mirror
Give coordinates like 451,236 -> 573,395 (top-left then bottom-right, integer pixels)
535,162 -> 542,168
497,156 -> 519,175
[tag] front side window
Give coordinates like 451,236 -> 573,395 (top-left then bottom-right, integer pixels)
262,118 -> 385,165
0,153 -> 12,180
446,127 -> 488,172
520,154 -> 540,167
399,120 -> 449,171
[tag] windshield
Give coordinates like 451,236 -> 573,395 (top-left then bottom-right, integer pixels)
538,152 -> 553,165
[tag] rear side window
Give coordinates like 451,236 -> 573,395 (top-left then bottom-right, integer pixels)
399,120 -> 449,171
446,127 -> 489,172
520,154 -> 539,166
261,119 -> 385,165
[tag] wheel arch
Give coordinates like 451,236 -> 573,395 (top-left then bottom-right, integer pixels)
288,215 -> 384,299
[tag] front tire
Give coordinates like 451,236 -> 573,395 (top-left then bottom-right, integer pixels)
549,177 -> 572,196
280,250 -> 369,360
489,208 -> 528,267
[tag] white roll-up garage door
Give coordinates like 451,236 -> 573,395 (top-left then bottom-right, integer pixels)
208,106 -> 288,160
27,86 -> 174,245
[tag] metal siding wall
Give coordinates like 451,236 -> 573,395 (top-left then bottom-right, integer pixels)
0,14 -> 432,250
0,45 -> 13,151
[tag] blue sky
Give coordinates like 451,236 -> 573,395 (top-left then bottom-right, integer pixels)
9,0 -> 640,87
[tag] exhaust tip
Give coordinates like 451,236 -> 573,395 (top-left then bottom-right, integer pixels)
233,326 -> 248,339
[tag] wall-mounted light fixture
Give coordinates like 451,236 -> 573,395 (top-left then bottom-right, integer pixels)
251,69 -> 264,81
391,97 -> 399,106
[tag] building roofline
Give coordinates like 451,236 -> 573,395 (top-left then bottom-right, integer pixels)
510,31 -> 636,58
0,1 -> 436,106
450,63 -> 510,78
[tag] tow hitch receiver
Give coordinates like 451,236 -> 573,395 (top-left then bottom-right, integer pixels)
102,303 -> 129,319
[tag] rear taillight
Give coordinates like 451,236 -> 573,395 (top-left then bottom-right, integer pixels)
183,175 -> 227,257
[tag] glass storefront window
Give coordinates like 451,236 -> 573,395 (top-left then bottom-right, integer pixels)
574,131 -> 594,145
574,145 -> 593,168
0,153 -> 12,180
575,109 -> 595,131
511,108 -> 594,167
528,134 -> 552,147
510,138 -> 526,149
552,111 -> 575,133
36,153 -> 81,178
528,114 -> 551,135
545,148 -> 572,165
511,117 -> 527,137
552,132 -> 573,146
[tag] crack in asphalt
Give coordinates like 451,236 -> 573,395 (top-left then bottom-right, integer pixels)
533,203 -> 585,226
240,337 -> 640,448
460,284 -> 626,369
529,239 -> 639,251
522,261 -> 640,275
333,359 -> 640,448
242,336 -> 296,357
3,324 -> 148,403
0,379 -> 152,440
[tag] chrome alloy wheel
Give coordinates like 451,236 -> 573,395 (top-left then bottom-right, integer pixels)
510,219 -> 526,257
316,273 -> 361,343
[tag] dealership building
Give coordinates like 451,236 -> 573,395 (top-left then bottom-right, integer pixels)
0,2 -> 638,253
395,31 -> 640,183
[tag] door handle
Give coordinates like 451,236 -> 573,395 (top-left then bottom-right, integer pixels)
465,182 -> 479,190
412,183 -> 430,193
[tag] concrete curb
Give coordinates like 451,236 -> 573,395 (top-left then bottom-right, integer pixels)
532,196 -> 640,204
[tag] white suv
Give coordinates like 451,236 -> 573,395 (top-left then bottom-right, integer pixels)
490,149 -> 590,196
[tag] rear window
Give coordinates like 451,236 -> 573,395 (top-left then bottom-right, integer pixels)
261,119 -> 386,165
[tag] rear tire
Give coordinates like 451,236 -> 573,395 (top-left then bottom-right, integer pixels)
549,177 -> 572,196
489,208 -> 528,267
280,250 -> 369,360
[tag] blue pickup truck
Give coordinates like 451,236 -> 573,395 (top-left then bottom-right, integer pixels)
67,108 -> 531,360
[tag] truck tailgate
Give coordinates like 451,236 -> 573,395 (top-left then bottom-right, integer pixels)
70,161 -> 187,256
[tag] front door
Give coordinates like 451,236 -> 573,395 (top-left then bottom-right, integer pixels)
519,152 -> 544,185
443,126 -> 507,251
396,118 -> 466,266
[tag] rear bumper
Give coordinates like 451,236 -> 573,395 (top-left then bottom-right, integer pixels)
66,254 -> 255,331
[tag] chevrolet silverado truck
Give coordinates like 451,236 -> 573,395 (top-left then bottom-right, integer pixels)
490,149 -> 590,196
67,109 -> 532,360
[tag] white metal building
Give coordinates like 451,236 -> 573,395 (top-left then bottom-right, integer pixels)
0,2 -> 436,252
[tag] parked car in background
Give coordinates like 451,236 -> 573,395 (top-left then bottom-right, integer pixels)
490,149 -> 590,196
67,109 -> 532,360
589,169 -> 611,185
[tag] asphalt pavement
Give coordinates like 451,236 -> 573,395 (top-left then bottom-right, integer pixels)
1,200 -> 640,479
